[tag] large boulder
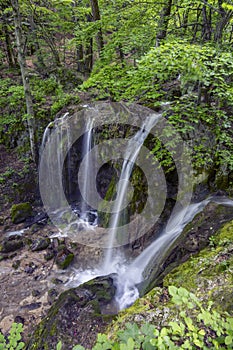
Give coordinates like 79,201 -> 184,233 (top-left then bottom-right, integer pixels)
26,276 -> 116,350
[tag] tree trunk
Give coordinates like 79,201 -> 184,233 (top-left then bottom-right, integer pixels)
202,4 -> 212,41
84,37 -> 93,74
156,0 -> 173,45
11,0 -> 38,163
2,20 -> 15,67
214,0 -> 233,42
77,44 -> 85,73
29,14 -> 45,70
90,0 -> 104,54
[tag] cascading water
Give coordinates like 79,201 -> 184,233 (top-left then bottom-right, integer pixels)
79,118 -> 95,223
102,114 -> 162,273
115,196 -> 233,309
40,105 -> 233,314
41,113 -> 70,210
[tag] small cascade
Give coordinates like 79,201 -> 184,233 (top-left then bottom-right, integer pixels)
41,113 -> 70,210
64,118 -> 72,197
115,196 -> 233,309
79,118 -> 95,223
102,114 -> 162,273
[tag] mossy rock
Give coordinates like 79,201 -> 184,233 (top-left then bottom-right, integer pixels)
30,238 -> 50,252
0,236 -> 24,253
26,276 -> 116,350
163,220 -> 233,313
55,246 -> 74,269
10,202 -> 33,224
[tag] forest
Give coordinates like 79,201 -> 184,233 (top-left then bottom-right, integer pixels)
0,0 -> 233,349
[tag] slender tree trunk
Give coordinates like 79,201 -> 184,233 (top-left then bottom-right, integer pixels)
3,20 -> 15,67
29,14 -> 45,69
90,0 -> 104,54
202,4 -> 212,41
182,8 -> 189,35
192,6 -> 202,42
11,0 -> 37,163
214,0 -> 233,42
156,0 -> 173,45
76,44 -> 85,73
84,37 -> 93,74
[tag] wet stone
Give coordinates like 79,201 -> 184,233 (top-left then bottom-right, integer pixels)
26,276 -> 116,350
24,262 -> 37,274
43,249 -> 55,261
12,259 -> 21,269
0,236 -> 24,253
55,246 -> 74,269
30,238 -> 50,252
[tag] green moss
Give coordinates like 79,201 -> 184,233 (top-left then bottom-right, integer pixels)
0,238 -> 24,253
10,202 -> 32,224
163,219 -> 233,312
218,220 -> 233,243
56,252 -> 74,269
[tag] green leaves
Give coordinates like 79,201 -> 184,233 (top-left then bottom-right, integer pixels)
168,286 -> 195,309
0,323 -> 25,350
53,286 -> 233,349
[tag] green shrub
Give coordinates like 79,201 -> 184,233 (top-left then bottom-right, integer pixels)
0,323 -> 25,350
56,286 -> 233,349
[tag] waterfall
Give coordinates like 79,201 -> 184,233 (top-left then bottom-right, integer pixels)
41,113 -> 70,210
40,103 -> 233,314
80,118 -> 94,223
102,114 -> 162,273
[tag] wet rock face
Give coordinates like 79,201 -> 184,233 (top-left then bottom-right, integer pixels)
26,276 -> 116,350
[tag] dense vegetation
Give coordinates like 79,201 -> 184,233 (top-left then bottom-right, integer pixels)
1,0 -> 233,180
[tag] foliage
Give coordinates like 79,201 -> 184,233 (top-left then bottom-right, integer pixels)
55,286 -> 233,349
0,323 -> 25,350
0,73 -> 79,151
82,41 -> 233,174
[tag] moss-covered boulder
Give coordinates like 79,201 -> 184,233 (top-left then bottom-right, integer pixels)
10,202 -> 33,224
55,244 -> 74,269
163,219 -> 233,313
26,276 -> 116,350
0,235 -> 24,253
30,237 -> 50,252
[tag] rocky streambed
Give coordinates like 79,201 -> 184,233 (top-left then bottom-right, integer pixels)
0,195 -> 233,349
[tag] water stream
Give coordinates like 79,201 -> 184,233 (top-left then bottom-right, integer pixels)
103,114 -> 162,273
80,118 -> 94,221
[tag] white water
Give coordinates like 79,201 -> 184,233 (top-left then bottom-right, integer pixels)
41,113 -> 70,210
103,114 -> 162,273
61,197 -> 216,310
80,118 -> 94,222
